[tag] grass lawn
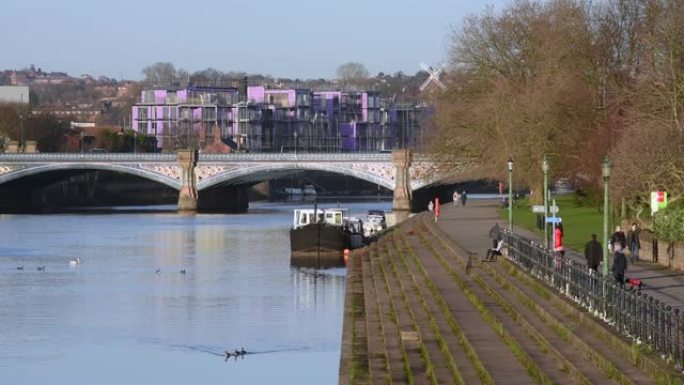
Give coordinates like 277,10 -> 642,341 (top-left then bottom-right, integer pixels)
498,194 -> 606,251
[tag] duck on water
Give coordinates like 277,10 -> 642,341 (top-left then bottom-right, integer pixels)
224,348 -> 247,359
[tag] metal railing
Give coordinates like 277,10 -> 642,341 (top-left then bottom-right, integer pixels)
0,152 -> 394,163
504,231 -> 683,368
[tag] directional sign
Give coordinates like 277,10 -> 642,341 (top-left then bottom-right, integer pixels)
545,217 -> 562,224
651,191 -> 667,214
549,205 -> 559,214
532,205 -> 545,213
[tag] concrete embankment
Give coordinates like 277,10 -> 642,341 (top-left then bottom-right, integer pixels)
339,201 -> 682,385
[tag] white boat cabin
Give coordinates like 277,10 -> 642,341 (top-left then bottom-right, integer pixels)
293,208 -> 349,229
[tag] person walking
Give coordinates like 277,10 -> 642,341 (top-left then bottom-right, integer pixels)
460,190 -> 467,206
453,190 -> 460,207
583,234 -> 602,273
609,225 -> 626,253
434,198 -> 440,222
553,223 -> 565,271
489,223 -> 501,248
627,222 -> 641,264
554,223 -> 564,257
611,244 -> 627,288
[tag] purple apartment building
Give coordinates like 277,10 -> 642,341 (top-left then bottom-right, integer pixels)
132,85 -> 424,153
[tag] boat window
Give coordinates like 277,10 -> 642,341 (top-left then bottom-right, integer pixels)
317,213 -> 324,222
307,213 -> 315,224
334,212 -> 342,225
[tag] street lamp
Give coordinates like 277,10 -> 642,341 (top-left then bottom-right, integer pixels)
602,156 -> 612,277
19,114 -> 24,153
542,155 -> 549,248
507,158 -> 514,231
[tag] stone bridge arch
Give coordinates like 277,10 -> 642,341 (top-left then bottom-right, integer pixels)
195,162 -> 396,191
0,162 -> 181,190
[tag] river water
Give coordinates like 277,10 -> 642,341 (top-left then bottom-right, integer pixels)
0,200 -> 391,384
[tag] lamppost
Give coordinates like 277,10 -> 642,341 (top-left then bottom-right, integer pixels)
19,114 -> 24,153
507,158 -> 514,231
602,156 -> 612,277
542,155 -> 549,248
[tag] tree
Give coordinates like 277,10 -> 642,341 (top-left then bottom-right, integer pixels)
27,112 -> 71,152
142,62 -> 179,87
608,0 -> 684,217
432,0 -> 600,203
336,62 -> 370,90
654,207 -> 684,266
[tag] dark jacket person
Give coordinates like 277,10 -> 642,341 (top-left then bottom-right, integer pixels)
489,223 -> 501,248
584,234 -> 602,271
611,245 -> 627,287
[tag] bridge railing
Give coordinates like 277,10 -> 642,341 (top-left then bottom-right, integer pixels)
504,231 -> 683,368
0,152 -> 394,163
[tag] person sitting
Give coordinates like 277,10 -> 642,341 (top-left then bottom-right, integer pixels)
486,239 -> 504,261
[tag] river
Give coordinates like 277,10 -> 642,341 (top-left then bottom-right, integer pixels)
0,200 -> 391,384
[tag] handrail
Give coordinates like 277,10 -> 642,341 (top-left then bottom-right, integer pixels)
504,231 -> 684,368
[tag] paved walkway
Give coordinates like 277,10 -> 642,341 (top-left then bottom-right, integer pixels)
339,198 -> 677,384
435,199 -> 684,309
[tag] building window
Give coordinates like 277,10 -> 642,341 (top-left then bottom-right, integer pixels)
138,107 -> 148,120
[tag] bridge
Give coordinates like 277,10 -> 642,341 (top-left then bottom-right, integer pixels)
0,150 -> 435,219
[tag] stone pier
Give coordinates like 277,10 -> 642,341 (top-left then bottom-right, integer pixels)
177,149 -> 198,212
392,149 -> 412,223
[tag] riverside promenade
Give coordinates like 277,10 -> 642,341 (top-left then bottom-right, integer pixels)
339,200 -> 683,385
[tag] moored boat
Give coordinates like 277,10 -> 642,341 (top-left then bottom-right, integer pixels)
290,208 -> 349,258
363,209 -> 387,241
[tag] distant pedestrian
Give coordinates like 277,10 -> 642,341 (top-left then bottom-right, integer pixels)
611,244 -> 627,288
453,190 -> 460,207
434,198 -> 440,222
627,222 -> 641,264
553,223 -> 564,257
609,225 -> 626,253
460,191 -> 467,206
427,201 -> 434,212
489,223 -> 501,248
584,234 -> 602,272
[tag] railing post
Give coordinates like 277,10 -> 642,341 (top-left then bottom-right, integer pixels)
675,309 -> 682,367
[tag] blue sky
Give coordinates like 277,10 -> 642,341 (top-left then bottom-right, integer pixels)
1,0 -> 504,80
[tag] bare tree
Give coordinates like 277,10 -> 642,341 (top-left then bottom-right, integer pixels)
336,62 -> 370,90
142,62 -> 179,87
434,0 -> 601,203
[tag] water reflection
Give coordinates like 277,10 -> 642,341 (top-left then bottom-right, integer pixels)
0,200 -> 390,385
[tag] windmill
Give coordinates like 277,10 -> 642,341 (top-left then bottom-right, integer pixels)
419,62 -> 447,92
